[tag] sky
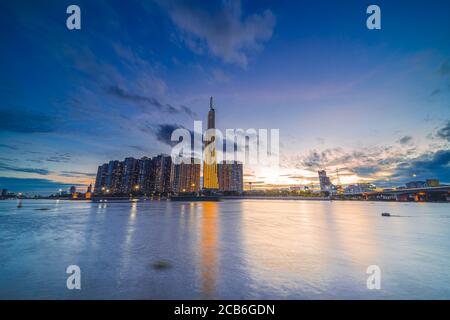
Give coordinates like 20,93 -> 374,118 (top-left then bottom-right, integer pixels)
0,0 -> 449,194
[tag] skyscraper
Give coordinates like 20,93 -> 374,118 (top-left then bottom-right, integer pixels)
121,157 -> 139,193
318,170 -> 332,191
106,160 -> 123,193
172,158 -> 201,193
152,154 -> 173,193
94,163 -> 109,193
203,96 -> 219,190
218,161 -> 243,193
137,157 -> 155,194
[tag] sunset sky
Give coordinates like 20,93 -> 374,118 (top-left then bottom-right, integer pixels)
0,0 -> 449,194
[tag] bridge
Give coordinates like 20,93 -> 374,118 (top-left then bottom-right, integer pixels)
342,186 -> 450,202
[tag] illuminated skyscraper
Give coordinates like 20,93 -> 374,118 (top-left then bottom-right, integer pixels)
152,154 -> 172,193
203,97 -> 219,190
121,157 -> 139,193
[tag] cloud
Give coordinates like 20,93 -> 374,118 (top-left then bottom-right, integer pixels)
0,109 -> 57,133
436,120 -> 450,142
352,165 -> 381,176
128,145 -> 147,152
59,171 -> 96,178
399,135 -> 413,145
180,105 -> 197,117
106,85 -> 196,116
155,124 -> 184,146
45,153 -> 72,163
438,60 -> 450,76
430,88 -> 441,96
390,149 -> 450,183
161,0 -> 276,67
0,162 -> 51,175
0,143 -> 19,150
142,123 -> 185,146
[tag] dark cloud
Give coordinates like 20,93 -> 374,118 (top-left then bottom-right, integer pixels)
45,153 -> 71,163
59,171 -> 96,178
436,120 -> 450,142
390,149 -> 450,183
159,0 -> 276,67
0,162 -> 51,175
399,135 -> 413,145
106,85 -> 196,116
128,145 -> 147,152
155,123 -> 186,146
430,88 -> 441,96
438,60 -> 450,76
180,105 -> 197,117
301,148 -> 346,169
352,166 -> 381,176
0,109 -> 57,133
0,143 -> 19,150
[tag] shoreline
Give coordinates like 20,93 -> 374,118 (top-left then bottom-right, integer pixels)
2,196 -> 449,203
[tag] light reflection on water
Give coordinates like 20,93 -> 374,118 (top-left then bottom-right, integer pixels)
0,199 -> 449,299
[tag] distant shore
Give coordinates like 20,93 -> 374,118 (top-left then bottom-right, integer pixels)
3,196 -> 448,203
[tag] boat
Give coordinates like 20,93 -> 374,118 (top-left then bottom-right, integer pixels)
381,212 -> 391,217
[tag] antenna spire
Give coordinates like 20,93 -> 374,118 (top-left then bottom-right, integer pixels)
210,96 -> 214,110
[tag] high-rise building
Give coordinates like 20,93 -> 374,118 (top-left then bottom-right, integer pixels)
318,170 -> 332,191
106,160 -> 123,193
218,161 -> 243,193
203,96 -> 219,190
94,163 -> 109,193
137,157 -> 155,194
121,157 -> 139,193
172,158 -> 201,193
69,186 -> 77,194
153,154 -> 172,193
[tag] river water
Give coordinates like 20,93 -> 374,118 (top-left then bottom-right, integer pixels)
0,199 -> 449,299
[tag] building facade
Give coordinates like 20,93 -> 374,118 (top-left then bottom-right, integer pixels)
318,170 -> 332,191
218,161 -> 243,193
172,158 -> 201,193
152,154 -> 173,193
94,163 -> 109,193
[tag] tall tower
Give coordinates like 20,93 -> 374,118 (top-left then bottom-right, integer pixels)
203,97 -> 219,190
208,96 -> 215,129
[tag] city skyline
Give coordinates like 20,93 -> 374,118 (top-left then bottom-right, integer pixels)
1,0 -> 450,194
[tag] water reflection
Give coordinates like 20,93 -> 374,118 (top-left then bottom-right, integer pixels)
200,202 -> 219,298
1,199 -> 449,299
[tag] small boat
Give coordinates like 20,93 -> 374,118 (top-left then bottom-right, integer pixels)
381,212 -> 391,217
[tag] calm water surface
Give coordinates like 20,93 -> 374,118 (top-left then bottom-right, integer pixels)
0,199 -> 449,299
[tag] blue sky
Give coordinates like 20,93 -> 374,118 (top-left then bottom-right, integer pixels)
0,0 -> 449,194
